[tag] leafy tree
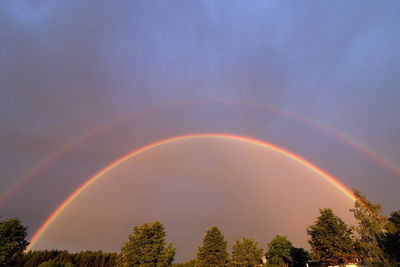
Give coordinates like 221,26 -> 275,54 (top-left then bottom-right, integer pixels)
265,235 -> 293,267
230,238 -> 263,266
388,210 -> 400,228
289,247 -> 310,267
350,190 -> 390,264
0,217 -> 29,266
118,221 -> 175,267
196,226 -> 228,267
307,208 -> 357,266
382,210 -> 400,263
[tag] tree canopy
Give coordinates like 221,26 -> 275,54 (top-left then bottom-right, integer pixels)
19,250 -> 118,267
307,208 -> 357,266
196,226 -> 228,267
230,238 -> 263,266
289,247 -> 310,267
118,221 -> 175,267
350,190 -> 390,264
265,235 -> 293,266
172,259 -> 196,267
383,210 -> 400,263
0,217 -> 29,267
37,258 -> 74,267
3,188 -> 398,267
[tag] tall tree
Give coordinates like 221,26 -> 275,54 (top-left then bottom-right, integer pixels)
230,238 -> 263,266
350,190 -> 390,264
196,226 -> 228,267
0,217 -> 29,267
265,235 -> 293,267
118,221 -> 175,267
307,208 -> 357,266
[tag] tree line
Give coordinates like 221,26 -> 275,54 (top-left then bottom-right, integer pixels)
19,250 -> 117,267
1,189 -> 399,266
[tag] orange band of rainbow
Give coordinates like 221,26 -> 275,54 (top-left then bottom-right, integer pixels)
28,133 -> 355,250
6,99 -> 398,208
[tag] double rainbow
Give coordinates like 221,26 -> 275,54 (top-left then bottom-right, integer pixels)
4,100 -> 398,208
28,133 -> 355,250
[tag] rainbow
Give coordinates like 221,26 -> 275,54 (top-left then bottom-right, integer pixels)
0,100 -> 188,206
28,133 -> 355,250
221,99 -> 400,177
3,99 -> 398,207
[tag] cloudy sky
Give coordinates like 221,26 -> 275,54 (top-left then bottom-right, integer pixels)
1,0 -> 399,261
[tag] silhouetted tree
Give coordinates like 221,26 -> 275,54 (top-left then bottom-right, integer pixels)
118,221 -> 175,267
289,247 -> 310,267
196,226 -> 228,267
230,238 -> 263,266
265,235 -> 292,266
307,208 -> 357,266
0,217 -> 29,266
382,210 -> 400,264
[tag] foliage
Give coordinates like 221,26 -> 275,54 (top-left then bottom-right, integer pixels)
19,250 -> 118,267
0,217 -> 29,267
118,221 -> 175,267
307,208 -> 357,266
173,259 -> 196,267
382,210 -> 400,263
196,226 -> 229,267
350,190 -> 390,264
265,235 -> 292,266
3,197 -> 398,267
230,238 -> 263,266
37,258 -> 74,267
289,247 -> 310,267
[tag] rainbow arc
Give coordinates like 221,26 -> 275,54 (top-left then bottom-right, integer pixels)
3,100 -> 398,207
28,133 -> 355,250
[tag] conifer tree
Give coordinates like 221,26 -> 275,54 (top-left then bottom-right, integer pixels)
307,208 -> 357,266
196,226 -> 228,267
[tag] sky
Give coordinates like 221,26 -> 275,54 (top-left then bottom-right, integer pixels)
1,0 -> 399,262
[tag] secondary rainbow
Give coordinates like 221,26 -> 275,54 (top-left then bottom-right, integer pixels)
28,133 -> 355,250
4,99 -> 399,208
